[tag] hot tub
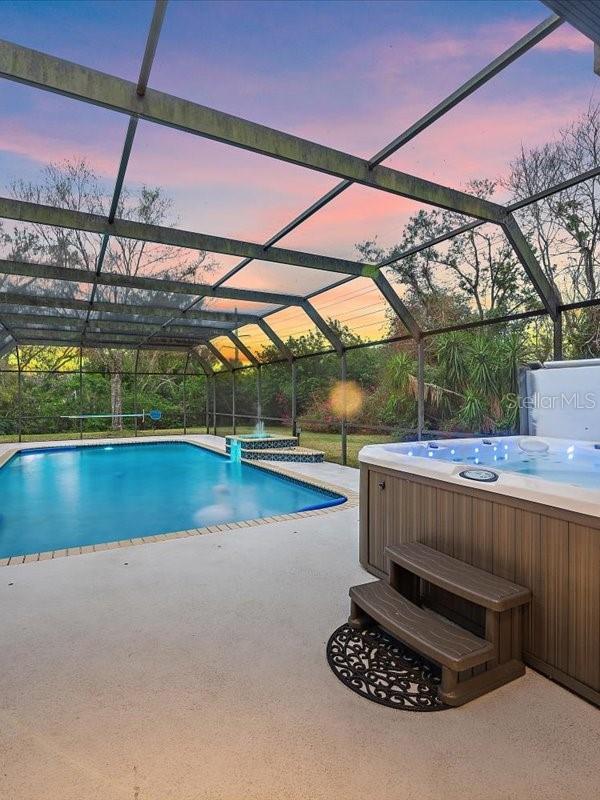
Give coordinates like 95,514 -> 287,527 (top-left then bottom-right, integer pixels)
361,436 -> 600,516
358,435 -> 600,705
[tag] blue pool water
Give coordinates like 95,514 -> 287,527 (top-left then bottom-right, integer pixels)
0,442 -> 345,558
384,436 -> 600,490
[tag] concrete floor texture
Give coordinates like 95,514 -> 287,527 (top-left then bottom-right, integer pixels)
1,439 -> 599,800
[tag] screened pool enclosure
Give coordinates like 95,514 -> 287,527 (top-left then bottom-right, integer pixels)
1,1 -> 600,463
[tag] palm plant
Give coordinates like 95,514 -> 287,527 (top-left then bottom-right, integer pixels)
469,335 -> 497,397
457,389 -> 489,430
435,331 -> 469,389
379,351 -> 457,429
432,326 -> 529,434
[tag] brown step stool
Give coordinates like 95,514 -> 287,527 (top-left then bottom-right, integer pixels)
349,542 -> 531,707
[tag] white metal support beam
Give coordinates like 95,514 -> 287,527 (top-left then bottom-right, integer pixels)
0,196 -> 378,279
0,288 -> 258,325
83,0 -> 168,341
227,332 -> 259,368
0,257 -> 301,306
301,301 -> 344,355
189,349 -> 214,376
255,318 -> 293,361
205,341 -> 233,371
501,213 -> 560,317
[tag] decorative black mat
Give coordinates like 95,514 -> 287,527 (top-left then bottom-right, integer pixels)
326,623 -> 449,711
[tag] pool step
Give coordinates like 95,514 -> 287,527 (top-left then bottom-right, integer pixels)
225,435 -> 298,452
239,446 -> 324,463
349,580 -> 495,671
386,543 -> 531,611
349,542 -> 531,706
224,434 -> 323,462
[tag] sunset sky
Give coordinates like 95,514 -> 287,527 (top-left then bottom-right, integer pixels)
0,0 -> 597,352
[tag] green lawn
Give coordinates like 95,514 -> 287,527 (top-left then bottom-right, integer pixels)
301,430 -> 394,467
0,425 -> 394,468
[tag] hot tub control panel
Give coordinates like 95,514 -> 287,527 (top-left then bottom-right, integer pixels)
458,468 -> 499,483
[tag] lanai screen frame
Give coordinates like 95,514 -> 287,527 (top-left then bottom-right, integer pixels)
0,1 -> 599,460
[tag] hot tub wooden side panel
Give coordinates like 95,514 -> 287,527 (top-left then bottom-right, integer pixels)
359,463 -> 600,706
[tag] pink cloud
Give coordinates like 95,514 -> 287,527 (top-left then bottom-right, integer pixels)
0,116 -> 340,243
127,124 -> 336,194
274,185 -> 420,258
277,86 -> 593,259
537,24 -> 590,53
319,16 -> 586,88
3,91 -> 588,264
146,14 -> 585,159
0,120 -> 123,180
390,90 -> 592,188
0,10 -> 594,267
224,259 -> 343,296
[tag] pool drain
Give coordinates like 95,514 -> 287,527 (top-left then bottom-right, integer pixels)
326,623 -> 449,712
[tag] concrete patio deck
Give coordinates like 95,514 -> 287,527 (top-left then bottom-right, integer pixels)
1,437 -> 598,799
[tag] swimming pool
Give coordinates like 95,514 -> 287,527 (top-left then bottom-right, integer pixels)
0,441 -> 345,559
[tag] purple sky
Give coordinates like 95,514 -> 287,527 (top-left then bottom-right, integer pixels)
0,0 -> 597,342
